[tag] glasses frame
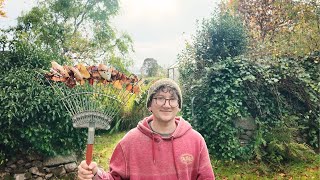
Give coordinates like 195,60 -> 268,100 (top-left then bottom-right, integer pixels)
152,97 -> 179,108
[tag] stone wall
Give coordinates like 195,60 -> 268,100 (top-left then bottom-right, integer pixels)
234,116 -> 257,146
0,153 -> 79,180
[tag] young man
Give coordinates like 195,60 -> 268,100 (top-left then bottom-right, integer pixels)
78,78 -> 215,180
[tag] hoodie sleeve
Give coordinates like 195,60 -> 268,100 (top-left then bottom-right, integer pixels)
93,143 -> 128,180
197,139 -> 215,180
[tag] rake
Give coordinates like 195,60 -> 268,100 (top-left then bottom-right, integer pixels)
39,69 -> 142,165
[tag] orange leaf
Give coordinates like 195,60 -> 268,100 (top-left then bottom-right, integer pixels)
113,80 -> 122,89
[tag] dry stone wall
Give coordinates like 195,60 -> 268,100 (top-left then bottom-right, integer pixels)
0,153 -> 79,180
234,116 -> 257,146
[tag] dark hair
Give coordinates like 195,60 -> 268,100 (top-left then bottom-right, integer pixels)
147,85 -> 180,107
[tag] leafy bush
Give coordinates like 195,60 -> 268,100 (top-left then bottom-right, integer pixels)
0,41 -> 86,163
180,55 -> 318,164
178,9 -> 318,167
181,57 -> 258,160
254,115 -> 316,171
178,12 -> 251,160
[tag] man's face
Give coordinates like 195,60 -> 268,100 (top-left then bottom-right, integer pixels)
149,87 -> 180,123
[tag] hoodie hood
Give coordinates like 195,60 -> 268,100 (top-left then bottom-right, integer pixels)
137,115 -> 192,139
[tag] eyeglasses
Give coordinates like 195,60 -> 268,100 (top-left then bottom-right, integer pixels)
153,97 -> 179,107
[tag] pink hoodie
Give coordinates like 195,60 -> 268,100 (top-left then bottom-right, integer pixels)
94,115 -> 215,180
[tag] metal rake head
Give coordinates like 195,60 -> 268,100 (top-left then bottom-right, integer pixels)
48,79 -> 140,130
37,63 -> 144,165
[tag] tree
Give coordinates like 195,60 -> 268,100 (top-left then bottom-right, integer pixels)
194,12 -> 247,67
11,0 -> 133,67
0,0 -> 5,17
140,58 -> 165,77
223,0 -> 320,57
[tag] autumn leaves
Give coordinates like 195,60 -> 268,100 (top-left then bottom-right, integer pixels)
45,61 -> 142,94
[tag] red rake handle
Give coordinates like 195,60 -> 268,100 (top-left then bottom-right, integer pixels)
86,124 -> 95,165
86,144 -> 93,165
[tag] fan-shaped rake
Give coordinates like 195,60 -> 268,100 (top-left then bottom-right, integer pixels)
40,74 -> 142,165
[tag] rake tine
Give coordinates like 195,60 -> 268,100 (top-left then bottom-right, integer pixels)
40,68 -> 144,136
55,82 -> 76,116
40,66 -> 145,168
108,80 -> 138,119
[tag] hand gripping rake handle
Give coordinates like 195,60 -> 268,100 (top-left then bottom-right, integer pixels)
86,122 -> 95,165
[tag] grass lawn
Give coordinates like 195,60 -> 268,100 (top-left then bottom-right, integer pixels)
92,132 -> 320,179
213,159 -> 319,179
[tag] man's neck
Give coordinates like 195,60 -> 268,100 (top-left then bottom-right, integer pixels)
150,120 -> 177,135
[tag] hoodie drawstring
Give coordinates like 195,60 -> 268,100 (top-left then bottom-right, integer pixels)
171,136 -> 179,180
152,133 -> 156,164
151,134 -> 179,179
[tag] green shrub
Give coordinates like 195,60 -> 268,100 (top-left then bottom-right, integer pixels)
180,56 -> 319,163
181,57 -> 258,160
178,9 -> 318,165
254,115 -> 316,171
0,42 -> 86,164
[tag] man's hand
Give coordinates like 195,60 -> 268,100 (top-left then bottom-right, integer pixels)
78,160 -> 98,180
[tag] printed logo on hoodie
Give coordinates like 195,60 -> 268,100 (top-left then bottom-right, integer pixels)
180,154 -> 194,165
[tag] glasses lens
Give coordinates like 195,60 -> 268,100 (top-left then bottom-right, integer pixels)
169,99 -> 178,107
154,97 -> 178,107
156,97 -> 165,105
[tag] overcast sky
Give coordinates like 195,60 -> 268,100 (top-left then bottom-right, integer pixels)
0,0 -> 221,71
